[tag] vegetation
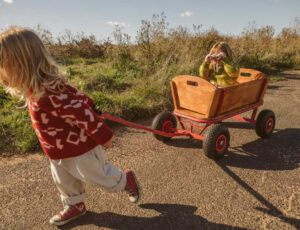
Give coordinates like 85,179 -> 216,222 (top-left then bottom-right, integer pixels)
1,14 -> 300,155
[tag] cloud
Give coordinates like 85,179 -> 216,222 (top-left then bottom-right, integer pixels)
180,11 -> 194,17
3,0 -> 14,3
107,21 -> 130,27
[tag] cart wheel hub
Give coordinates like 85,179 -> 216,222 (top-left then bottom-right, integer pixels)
266,117 -> 274,133
216,134 -> 227,153
162,120 -> 174,133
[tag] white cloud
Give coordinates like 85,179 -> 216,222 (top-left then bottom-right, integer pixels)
107,21 -> 130,27
180,11 -> 194,17
3,0 -> 14,4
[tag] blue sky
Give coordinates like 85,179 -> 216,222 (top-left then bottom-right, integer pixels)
0,0 -> 299,41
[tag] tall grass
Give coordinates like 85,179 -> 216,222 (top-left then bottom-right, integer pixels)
1,15 -> 300,155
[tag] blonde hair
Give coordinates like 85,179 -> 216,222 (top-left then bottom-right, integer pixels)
210,41 -> 234,61
0,26 -> 65,101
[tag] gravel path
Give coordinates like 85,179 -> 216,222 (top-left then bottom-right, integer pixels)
1,71 -> 300,230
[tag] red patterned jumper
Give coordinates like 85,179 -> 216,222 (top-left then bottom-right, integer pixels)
28,81 -> 113,159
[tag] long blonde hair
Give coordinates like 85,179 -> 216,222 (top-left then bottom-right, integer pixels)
210,41 -> 234,62
0,26 -> 65,101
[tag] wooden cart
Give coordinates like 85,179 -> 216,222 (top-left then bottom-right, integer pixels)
151,68 -> 275,160
100,68 -> 275,160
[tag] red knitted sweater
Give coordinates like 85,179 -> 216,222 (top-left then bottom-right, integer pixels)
28,81 -> 113,159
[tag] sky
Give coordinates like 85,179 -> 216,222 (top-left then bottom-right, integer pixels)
0,0 -> 299,41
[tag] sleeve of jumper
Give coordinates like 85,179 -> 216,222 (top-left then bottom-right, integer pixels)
199,62 -> 210,81
38,94 -> 113,145
222,61 -> 239,79
58,99 -> 113,145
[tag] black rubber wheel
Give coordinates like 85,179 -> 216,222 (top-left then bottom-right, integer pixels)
203,124 -> 230,160
152,112 -> 177,142
255,109 -> 275,138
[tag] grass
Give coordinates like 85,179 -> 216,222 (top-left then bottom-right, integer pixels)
1,15 -> 300,155
0,96 -> 39,155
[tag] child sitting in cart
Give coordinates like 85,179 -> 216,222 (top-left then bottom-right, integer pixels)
199,42 -> 239,87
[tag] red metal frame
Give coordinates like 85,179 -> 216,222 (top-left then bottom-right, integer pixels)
172,105 -> 260,141
100,103 -> 261,142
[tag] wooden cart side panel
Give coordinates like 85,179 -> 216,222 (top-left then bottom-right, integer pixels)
207,89 -> 223,118
257,77 -> 269,101
170,81 -> 180,111
217,77 -> 266,115
171,75 -> 218,118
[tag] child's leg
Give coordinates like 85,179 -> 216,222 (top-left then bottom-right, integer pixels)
61,146 -> 127,192
52,145 -> 139,204
50,160 -> 87,226
71,146 -> 140,203
50,160 -> 86,206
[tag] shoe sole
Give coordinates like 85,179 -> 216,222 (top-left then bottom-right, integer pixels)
49,210 -> 87,226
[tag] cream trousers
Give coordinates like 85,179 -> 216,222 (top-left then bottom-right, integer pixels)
50,145 -> 126,206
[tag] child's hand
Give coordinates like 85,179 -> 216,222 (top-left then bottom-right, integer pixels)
103,136 -> 114,148
210,80 -> 218,87
214,52 -> 225,61
205,53 -> 225,63
204,54 -> 213,63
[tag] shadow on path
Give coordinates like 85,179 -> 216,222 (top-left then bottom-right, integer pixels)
166,137 -> 202,149
282,73 -> 300,81
217,163 -> 300,229
165,127 -> 300,228
267,85 -> 285,90
167,128 -> 300,171
222,128 -> 300,171
59,203 -> 246,230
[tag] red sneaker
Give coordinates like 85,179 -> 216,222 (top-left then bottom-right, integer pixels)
49,202 -> 86,226
125,170 -> 140,203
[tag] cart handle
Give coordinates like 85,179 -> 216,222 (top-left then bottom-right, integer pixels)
99,113 -> 177,138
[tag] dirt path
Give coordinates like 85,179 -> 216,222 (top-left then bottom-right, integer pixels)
1,72 -> 300,230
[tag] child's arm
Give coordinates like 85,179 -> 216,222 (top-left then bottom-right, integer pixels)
199,54 -> 215,81
199,61 -> 210,81
60,101 -> 113,146
222,60 -> 239,79
102,136 -> 113,148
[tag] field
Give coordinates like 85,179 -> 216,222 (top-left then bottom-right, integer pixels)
0,14 -> 299,154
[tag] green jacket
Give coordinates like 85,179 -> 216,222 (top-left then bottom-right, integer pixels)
199,59 -> 239,87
